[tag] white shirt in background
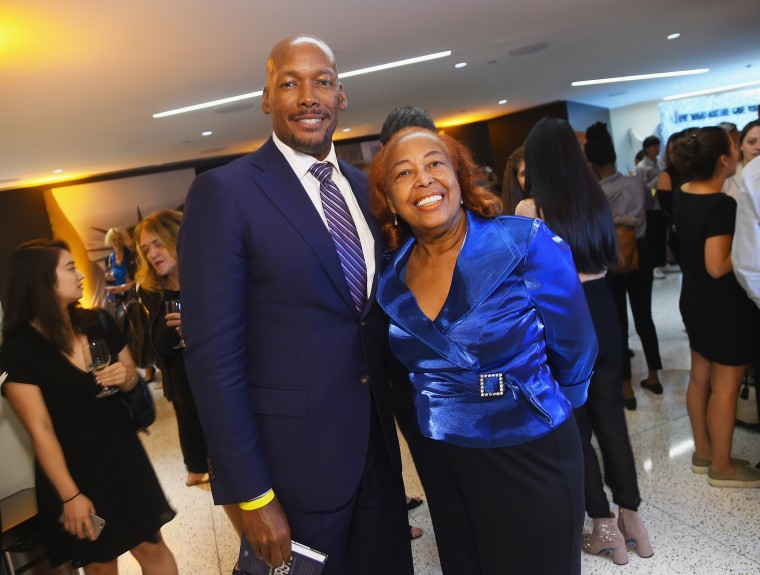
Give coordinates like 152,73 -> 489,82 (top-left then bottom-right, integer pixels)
734,156 -> 760,308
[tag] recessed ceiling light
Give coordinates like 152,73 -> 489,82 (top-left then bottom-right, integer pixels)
572,68 -> 708,86
53,169 -> 64,174
455,62 -> 467,69
667,33 -> 680,40
339,50 -> 451,78
154,50 -> 451,118
663,79 -> 760,101
342,128 -> 351,133
498,99 -> 508,105
201,131 -> 213,136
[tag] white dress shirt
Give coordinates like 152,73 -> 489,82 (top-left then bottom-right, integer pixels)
721,163 -> 742,202
734,156 -> 760,308
272,133 -> 375,298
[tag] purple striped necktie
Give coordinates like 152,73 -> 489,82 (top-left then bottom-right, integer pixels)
309,162 -> 367,313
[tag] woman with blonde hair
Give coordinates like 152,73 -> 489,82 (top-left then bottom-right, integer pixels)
134,210 -> 209,487
134,210 -> 244,535
103,227 -> 135,303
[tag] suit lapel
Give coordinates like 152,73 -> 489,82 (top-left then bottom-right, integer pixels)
251,139 -> 355,311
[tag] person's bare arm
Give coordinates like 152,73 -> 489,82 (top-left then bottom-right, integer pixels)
704,234 -> 733,278
4,383 -> 97,539
655,170 -> 672,191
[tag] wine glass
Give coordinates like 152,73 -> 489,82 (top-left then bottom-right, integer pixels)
86,339 -> 117,398
165,299 -> 186,348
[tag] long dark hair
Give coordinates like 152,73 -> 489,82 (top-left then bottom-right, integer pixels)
500,145 -> 525,215
2,239 -> 86,353
524,117 -> 617,274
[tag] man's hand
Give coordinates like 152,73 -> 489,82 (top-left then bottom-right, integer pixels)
241,497 -> 292,568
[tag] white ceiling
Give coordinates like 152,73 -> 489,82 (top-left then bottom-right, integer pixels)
2,0 -> 759,191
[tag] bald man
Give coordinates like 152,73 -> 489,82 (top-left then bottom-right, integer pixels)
178,36 -> 413,575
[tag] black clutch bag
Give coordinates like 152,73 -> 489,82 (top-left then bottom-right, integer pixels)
118,376 -> 156,433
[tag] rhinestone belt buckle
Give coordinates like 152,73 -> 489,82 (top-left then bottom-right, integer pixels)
479,373 -> 504,397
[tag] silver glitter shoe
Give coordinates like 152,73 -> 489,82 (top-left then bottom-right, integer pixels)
582,513 -> 628,565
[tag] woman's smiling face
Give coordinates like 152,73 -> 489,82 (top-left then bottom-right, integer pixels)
384,130 -> 463,240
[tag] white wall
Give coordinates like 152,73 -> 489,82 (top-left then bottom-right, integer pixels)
0,401 -> 35,500
1,300 -> 35,500
609,100 -> 661,175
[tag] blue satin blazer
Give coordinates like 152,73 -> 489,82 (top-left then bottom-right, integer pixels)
378,211 -> 598,448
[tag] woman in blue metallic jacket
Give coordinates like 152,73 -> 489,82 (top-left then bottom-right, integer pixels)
369,126 -> 597,575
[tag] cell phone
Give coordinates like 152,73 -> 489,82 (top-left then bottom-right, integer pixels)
88,513 -> 106,540
59,512 -> 106,541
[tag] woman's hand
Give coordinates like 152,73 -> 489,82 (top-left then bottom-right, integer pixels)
165,311 -> 182,338
61,493 -> 97,540
94,361 -> 128,390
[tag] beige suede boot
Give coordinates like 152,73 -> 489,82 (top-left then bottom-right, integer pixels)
618,508 -> 653,558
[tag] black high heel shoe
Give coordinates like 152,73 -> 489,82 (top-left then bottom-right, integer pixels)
640,379 -> 663,394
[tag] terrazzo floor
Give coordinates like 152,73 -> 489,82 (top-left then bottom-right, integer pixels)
116,271 -> 760,575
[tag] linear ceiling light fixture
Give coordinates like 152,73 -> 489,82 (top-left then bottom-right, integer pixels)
571,68 -> 708,87
663,79 -> 760,101
153,50 -> 451,118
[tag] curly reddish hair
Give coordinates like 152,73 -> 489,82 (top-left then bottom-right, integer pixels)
369,128 -> 502,251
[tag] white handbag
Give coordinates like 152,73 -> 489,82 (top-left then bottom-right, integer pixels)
736,375 -> 759,427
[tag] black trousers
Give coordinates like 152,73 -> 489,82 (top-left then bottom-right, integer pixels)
606,240 -> 663,380
282,404 -> 413,575
430,417 -> 585,575
169,368 -> 209,474
577,279 -> 642,517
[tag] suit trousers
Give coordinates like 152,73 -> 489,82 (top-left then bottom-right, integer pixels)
606,240 -> 663,380
280,402 -> 413,575
576,279 -> 642,517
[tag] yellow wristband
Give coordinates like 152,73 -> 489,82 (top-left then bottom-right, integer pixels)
239,489 -> 275,511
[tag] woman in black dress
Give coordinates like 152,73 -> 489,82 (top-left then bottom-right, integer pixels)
0,239 -> 178,574
671,127 -> 760,487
